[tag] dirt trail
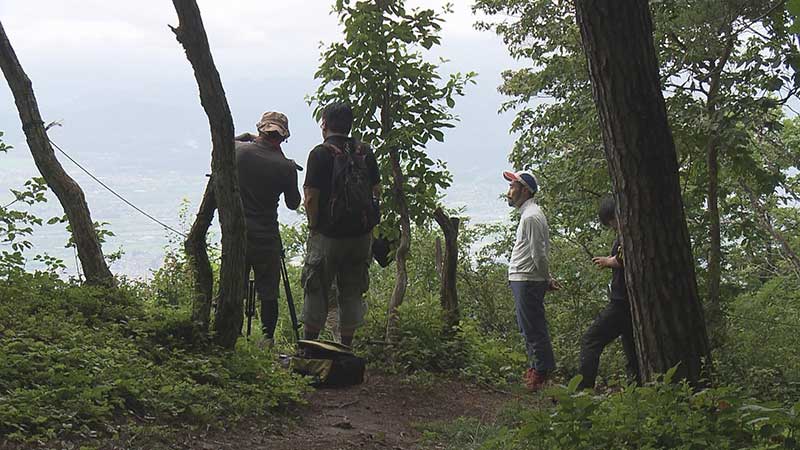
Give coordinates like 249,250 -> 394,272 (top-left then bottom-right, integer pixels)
181,371 -> 518,450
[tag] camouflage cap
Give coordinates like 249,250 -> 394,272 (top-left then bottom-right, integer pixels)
256,111 -> 290,138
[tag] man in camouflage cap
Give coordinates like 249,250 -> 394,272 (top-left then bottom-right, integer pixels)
235,111 -> 301,348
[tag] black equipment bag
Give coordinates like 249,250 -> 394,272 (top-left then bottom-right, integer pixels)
288,339 -> 366,388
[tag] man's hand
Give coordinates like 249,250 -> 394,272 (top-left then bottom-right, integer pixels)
592,256 -> 616,268
304,187 -> 320,230
235,132 -> 256,142
547,277 -> 561,291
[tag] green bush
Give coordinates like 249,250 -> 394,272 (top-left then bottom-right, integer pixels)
718,275 -> 800,402
0,273 -> 306,443
429,372 -> 800,450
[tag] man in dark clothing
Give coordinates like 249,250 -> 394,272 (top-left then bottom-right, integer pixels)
302,102 -> 380,347
577,196 -> 641,390
235,111 -> 301,347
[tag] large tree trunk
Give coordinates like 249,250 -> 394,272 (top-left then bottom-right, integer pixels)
185,177 -> 216,331
385,147 -> 411,341
574,0 -> 711,385
434,208 -> 459,332
0,21 -> 114,287
170,0 -> 247,349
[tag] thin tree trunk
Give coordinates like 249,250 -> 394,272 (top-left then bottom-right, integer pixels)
434,236 -> 443,277
0,20 -> 114,286
170,0 -> 247,349
575,0 -> 711,385
376,0 -> 411,342
740,181 -> 800,277
185,177 -> 216,331
386,147 -> 411,341
704,36 -> 735,339
434,207 -> 459,332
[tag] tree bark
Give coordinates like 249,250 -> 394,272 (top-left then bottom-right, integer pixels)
185,177 -> 216,331
434,208 -> 459,331
0,20 -> 114,286
170,0 -> 247,349
574,0 -> 711,385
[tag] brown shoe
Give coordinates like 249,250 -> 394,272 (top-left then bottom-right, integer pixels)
523,368 -> 534,384
524,368 -> 549,392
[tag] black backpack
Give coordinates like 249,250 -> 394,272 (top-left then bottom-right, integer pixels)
323,140 -> 380,235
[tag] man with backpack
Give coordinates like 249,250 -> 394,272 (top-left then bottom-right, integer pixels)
235,111 -> 301,348
301,102 -> 380,347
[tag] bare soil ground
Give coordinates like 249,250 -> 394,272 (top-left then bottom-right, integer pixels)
173,371 -> 518,450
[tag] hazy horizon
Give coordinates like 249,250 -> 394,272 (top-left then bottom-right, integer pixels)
1,1 -> 527,277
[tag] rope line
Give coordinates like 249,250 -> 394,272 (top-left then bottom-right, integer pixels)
48,138 -> 189,239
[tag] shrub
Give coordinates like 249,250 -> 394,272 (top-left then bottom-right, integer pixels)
717,275 -> 800,402
430,372 -> 800,450
0,273 -> 306,443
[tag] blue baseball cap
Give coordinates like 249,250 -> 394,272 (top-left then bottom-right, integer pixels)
503,170 -> 538,194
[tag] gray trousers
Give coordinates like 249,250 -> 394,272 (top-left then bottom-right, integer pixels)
301,232 -> 371,331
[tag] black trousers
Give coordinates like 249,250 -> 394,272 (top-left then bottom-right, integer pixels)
578,300 -> 640,389
246,249 -> 281,338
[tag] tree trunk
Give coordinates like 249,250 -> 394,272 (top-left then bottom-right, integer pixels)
706,136 -> 722,315
170,0 -> 247,349
185,177 -> 216,331
0,21 -> 114,287
704,36 -> 734,341
385,147 -> 411,341
376,0 -> 411,342
574,0 -> 711,385
434,237 -> 443,277
434,208 -> 459,332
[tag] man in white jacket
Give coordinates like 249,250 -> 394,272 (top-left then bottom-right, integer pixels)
504,169 -> 560,391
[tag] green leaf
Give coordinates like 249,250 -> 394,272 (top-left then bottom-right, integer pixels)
567,374 -> 583,392
664,364 -> 680,384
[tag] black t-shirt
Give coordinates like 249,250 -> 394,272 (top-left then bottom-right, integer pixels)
609,236 -> 627,302
236,140 -> 301,257
304,135 -> 380,237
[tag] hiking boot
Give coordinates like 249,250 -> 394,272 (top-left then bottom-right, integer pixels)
524,368 -> 550,392
257,337 -> 274,350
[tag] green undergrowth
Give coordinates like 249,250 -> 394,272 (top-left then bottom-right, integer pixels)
422,372 -> 800,450
0,271 -> 307,444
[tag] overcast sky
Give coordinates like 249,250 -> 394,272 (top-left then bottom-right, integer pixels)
0,0 -> 525,276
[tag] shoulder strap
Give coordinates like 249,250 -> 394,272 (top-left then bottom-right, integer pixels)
321,142 -> 344,156
350,138 -> 367,156
323,139 -> 366,156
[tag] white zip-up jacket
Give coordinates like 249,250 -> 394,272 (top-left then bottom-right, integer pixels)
508,198 -> 550,281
